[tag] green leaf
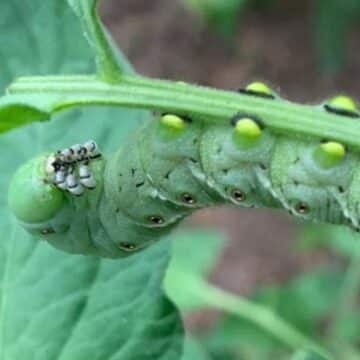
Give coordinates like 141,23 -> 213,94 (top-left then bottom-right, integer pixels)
331,311 -> 360,344
164,229 -> 227,311
297,224 -> 360,259
0,1 -> 183,359
166,229 -> 226,280
202,269 -> 342,359
0,0 -> 132,135
292,350 -> 328,360
182,337 -> 211,360
204,314 -> 284,359
253,269 -> 343,335
0,0 -> 92,133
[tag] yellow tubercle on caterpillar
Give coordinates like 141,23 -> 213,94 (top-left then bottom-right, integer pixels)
239,81 -> 275,99
235,118 -> 262,137
158,114 -> 188,141
160,114 -> 186,131
232,116 -> 263,149
313,141 -> 346,169
324,95 -> 359,118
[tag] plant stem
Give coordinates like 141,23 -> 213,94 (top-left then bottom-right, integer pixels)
6,74 -> 360,151
329,252 -> 360,339
67,0 -> 128,81
183,275 -> 333,359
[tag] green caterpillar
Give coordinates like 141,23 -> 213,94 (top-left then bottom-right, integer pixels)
7,82 -> 360,258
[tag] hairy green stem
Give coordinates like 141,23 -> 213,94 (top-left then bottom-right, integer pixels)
67,0 -> 129,81
184,276 -> 332,359
6,74 -> 360,151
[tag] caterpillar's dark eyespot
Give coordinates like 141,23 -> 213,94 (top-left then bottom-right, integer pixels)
181,192 -> 196,205
119,242 -> 138,252
238,82 -> 275,99
231,189 -> 246,202
324,96 -> 360,118
41,228 -> 55,235
148,215 -> 165,225
295,202 -> 310,215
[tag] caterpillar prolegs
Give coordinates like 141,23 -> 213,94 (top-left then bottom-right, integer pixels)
7,83 -> 360,258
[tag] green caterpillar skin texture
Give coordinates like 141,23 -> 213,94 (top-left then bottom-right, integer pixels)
8,100 -> 360,258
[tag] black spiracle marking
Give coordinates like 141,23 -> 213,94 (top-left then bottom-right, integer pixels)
231,189 -> 246,202
148,215 -> 165,225
324,104 -> 360,118
237,88 -> 275,99
295,202 -> 310,215
41,228 -> 55,235
119,242 -> 138,252
181,192 -> 196,205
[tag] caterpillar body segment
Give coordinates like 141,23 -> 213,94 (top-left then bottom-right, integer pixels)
104,136 -> 189,228
268,138 -> 351,224
139,118 -> 221,209
199,124 -> 278,209
8,84 -> 360,258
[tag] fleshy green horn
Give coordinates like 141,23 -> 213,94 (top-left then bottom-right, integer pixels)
8,155 -> 64,223
160,114 -> 186,131
313,141 -> 346,169
232,117 -> 262,148
239,81 -> 275,99
324,95 -> 359,117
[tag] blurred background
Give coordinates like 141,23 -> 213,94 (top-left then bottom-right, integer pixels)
99,1 -> 360,358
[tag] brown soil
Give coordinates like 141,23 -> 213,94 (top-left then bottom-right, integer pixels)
100,0 -> 360,330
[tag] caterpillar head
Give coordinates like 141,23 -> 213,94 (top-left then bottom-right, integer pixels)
8,155 -> 66,229
7,153 -> 95,252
